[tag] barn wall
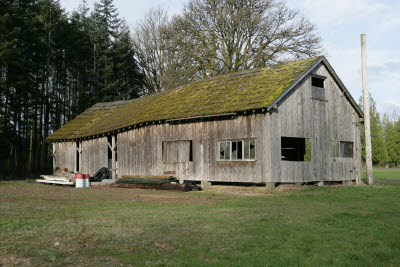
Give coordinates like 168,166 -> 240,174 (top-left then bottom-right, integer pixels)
81,137 -> 108,176
53,142 -> 76,172
268,63 -> 362,183
51,64 -> 362,184
117,114 -> 268,183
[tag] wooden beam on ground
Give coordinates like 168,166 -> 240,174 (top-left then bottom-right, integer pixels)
121,175 -> 174,179
36,179 -> 74,185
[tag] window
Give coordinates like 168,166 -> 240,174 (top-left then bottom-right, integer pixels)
162,140 -> 192,163
312,76 -> 325,88
340,141 -> 353,158
219,141 -> 231,160
331,140 -> 353,159
311,75 -> 326,101
281,137 -> 312,162
218,139 -> 256,161
331,140 -> 339,158
244,140 -> 256,159
231,140 -> 243,160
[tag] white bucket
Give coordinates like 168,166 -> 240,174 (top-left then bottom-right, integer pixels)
84,174 -> 90,187
75,174 -> 84,188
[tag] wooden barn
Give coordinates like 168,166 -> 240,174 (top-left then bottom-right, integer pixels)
47,56 -> 363,189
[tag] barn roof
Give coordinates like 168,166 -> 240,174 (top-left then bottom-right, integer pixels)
47,56 -> 362,141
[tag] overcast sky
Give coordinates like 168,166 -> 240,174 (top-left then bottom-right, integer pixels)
60,0 -> 400,117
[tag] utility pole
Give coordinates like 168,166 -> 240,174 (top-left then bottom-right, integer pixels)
361,34 -> 373,185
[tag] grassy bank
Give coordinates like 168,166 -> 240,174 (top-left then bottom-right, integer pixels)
1,174 -> 400,266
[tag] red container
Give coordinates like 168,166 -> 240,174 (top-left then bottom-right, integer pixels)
75,173 -> 84,188
84,174 -> 90,187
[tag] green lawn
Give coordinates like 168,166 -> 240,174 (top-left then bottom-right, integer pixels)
363,167 -> 400,180
1,177 -> 400,266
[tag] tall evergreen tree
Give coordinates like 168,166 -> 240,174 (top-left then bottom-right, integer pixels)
91,0 -> 121,100
111,22 -> 143,100
384,113 -> 400,167
359,96 -> 388,166
0,0 -> 144,178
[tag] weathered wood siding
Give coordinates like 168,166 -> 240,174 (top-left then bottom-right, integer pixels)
268,63 -> 362,183
53,62 -> 362,184
81,137 -> 108,176
53,142 -> 76,172
117,114 -> 266,183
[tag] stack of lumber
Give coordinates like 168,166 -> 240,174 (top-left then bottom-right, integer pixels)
115,175 -> 188,191
36,175 -> 74,186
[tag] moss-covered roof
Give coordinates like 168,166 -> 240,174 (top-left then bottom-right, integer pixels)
48,56 -> 322,141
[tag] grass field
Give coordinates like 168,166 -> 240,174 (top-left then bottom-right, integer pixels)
1,169 -> 400,266
363,167 -> 400,180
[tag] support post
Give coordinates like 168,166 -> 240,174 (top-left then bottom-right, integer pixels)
343,180 -> 353,186
112,135 -> 116,179
52,143 -> 56,171
361,34 -> 373,185
201,180 -> 211,188
74,144 -> 78,173
266,182 -> 275,192
75,142 -> 80,173
79,141 -> 82,173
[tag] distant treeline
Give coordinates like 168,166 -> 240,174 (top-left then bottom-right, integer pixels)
360,96 -> 400,167
0,0 -> 143,177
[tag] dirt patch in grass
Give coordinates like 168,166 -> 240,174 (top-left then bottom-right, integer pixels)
0,181 -> 224,205
0,255 -> 31,266
205,185 -> 271,196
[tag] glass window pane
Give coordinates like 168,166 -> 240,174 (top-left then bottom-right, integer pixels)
331,141 -> 339,158
225,142 -> 231,160
250,140 -> 256,159
340,141 -> 353,158
232,141 -> 237,160
336,142 -> 339,157
244,140 -> 250,159
219,142 -> 225,160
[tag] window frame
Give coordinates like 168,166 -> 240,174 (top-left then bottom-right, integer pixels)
162,140 -> 193,164
280,136 -> 312,162
331,140 -> 354,159
340,141 -> 354,158
217,138 -> 257,162
311,74 -> 327,89
331,140 -> 339,158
